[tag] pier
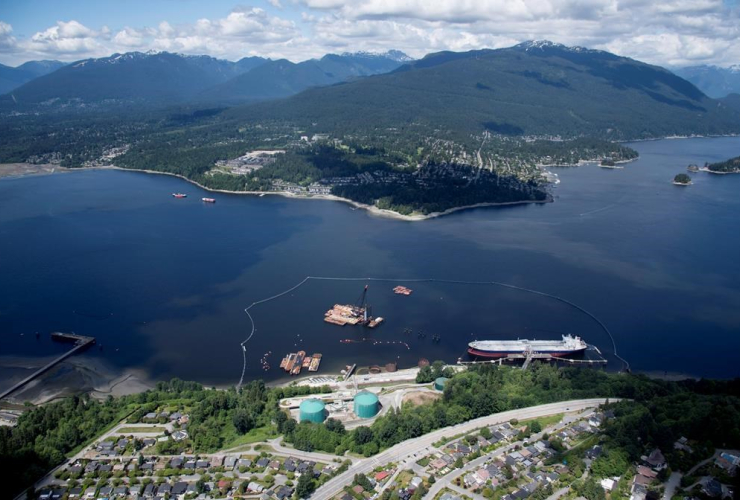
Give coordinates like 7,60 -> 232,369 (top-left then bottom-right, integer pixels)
458,345 -> 607,370
0,333 -> 95,401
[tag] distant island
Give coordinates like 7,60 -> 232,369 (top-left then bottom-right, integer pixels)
673,173 -> 692,185
705,155 -> 740,173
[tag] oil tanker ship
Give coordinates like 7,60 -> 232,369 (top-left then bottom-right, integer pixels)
468,334 -> 587,358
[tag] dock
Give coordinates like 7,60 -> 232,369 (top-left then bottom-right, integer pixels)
458,345 -> 607,370
0,333 -> 95,401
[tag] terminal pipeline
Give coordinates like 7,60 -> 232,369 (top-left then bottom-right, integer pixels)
238,276 -> 630,388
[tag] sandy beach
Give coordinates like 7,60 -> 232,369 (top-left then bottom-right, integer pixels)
0,355 -> 154,405
0,163 -> 71,179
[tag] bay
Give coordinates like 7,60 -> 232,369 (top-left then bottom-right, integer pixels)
1,136 -> 739,390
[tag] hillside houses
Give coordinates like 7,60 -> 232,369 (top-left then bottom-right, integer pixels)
38,452 -> 330,500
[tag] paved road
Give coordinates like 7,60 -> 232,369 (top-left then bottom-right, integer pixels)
545,487 -> 570,500
663,472 -> 682,500
309,399 -> 615,500
265,438 -> 361,465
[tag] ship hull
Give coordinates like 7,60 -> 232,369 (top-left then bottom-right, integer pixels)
467,347 -> 586,358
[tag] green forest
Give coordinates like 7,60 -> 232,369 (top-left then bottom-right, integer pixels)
707,155 -> 740,173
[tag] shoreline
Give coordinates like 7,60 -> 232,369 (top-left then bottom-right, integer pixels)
538,157 -> 637,169
74,165 -> 554,222
620,133 -> 740,144
699,167 -> 740,175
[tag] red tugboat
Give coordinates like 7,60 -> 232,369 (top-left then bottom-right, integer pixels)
172,193 -> 187,198
202,197 -> 216,203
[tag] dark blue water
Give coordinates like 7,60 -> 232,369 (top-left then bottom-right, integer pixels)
1,136 -> 739,387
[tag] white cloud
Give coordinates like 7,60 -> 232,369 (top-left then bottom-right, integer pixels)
0,20 -> 17,53
1,0 -> 739,67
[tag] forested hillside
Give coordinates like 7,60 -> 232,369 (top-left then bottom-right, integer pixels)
230,41 -> 740,139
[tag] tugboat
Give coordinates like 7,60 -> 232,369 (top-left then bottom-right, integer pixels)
172,193 -> 187,198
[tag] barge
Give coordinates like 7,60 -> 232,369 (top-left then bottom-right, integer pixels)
280,351 -> 322,375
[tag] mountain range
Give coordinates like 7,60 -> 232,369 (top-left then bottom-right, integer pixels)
674,65 -> 740,98
0,50 -> 412,108
230,41 -> 740,139
0,60 -> 66,95
204,51 -> 412,104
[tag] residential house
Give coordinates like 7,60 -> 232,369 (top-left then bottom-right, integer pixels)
409,476 -> 423,491
172,482 -> 188,497
702,479 -> 723,498
171,430 -> 188,441
156,484 -> 171,496
247,482 -> 264,493
274,485 -> 293,500
645,449 -> 667,470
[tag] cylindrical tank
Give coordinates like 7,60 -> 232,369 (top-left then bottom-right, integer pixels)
354,391 -> 380,419
299,398 -> 326,423
434,377 -> 449,391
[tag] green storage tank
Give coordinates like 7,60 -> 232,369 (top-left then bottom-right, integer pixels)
299,398 -> 326,423
354,391 -> 380,419
434,377 -> 449,391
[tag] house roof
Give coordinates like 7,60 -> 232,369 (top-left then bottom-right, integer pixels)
646,448 -> 666,467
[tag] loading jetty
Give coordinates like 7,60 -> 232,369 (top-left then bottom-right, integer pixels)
0,333 -> 95,401
460,343 -> 607,371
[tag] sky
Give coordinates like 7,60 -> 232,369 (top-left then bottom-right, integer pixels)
1,0 -> 739,68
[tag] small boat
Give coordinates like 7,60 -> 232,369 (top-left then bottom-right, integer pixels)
368,317 -> 384,328
172,193 -> 187,198
202,197 -> 216,203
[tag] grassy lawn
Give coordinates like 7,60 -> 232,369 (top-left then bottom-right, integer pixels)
222,425 -> 277,449
116,426 -> 167,434
435,489 -> 471,500
396,470 -> 415,489
522,414 -> 564,429
416,457 -> 431,467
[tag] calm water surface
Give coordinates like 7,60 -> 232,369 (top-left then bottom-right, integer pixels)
1,136 -> 739,387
